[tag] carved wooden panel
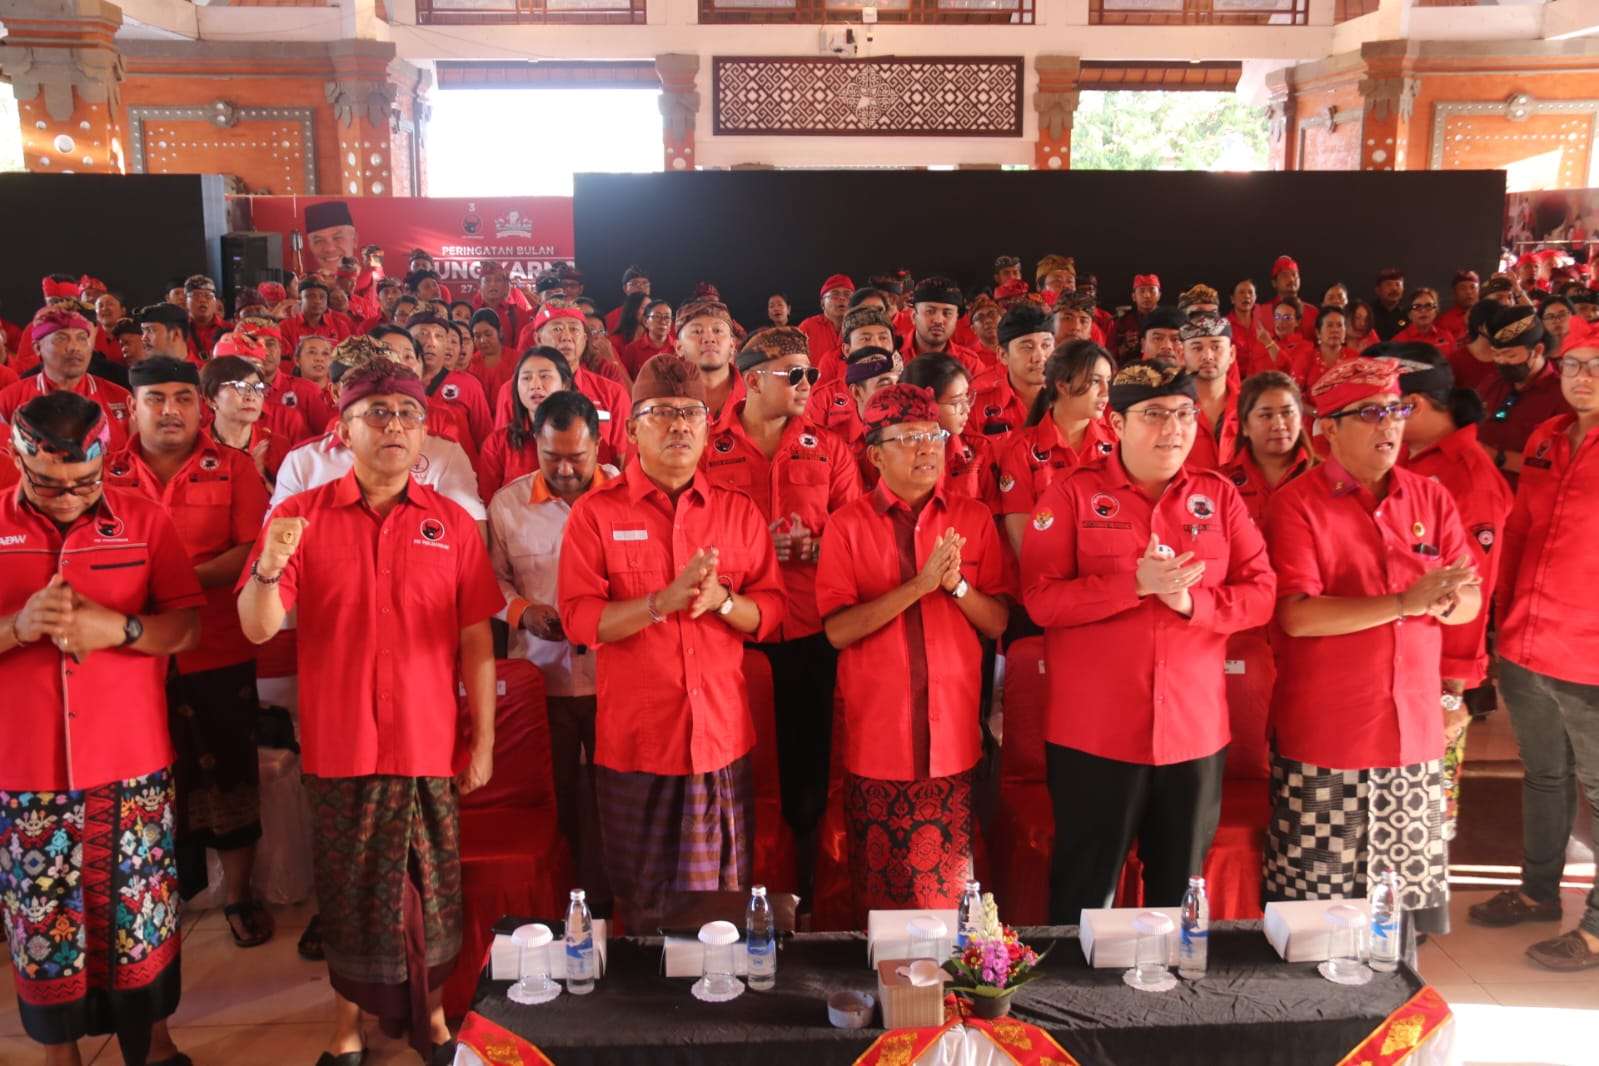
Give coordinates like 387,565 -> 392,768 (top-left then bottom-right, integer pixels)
712,56 -> 1023,137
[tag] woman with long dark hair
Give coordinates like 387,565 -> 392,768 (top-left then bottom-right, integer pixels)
475,347 -> 578,497
994,340 -> 1116,556
900,353 -> 997,506
612,290 -> 649,351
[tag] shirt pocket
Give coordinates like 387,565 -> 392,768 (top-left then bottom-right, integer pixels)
779,461 -> 830,527
175,481 -> 233,552
1078,528 -> 1135,575
601,536 -> 663,600
74,546 -> 152,613
507,536 -> 560,601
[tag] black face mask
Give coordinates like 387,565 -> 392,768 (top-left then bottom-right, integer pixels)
1497,360 -> 1534,386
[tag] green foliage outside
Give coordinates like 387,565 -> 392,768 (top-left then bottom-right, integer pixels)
1071,90 -> 1269,172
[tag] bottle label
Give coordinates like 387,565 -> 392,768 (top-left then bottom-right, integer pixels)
1371,920 -> 1395,942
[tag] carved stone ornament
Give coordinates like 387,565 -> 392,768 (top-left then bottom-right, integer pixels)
656,54 -> 701,142
1359,75 -> 1419,122
1033,55 -> 1081,143
325,78 -> 397,130
1265,98 -> 1287,143
0,40 -> 124,123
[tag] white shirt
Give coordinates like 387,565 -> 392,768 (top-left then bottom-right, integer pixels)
487,467 -> 617,697
271,430 -> 486,520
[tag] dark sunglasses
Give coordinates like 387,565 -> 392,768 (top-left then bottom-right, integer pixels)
754,366 -> 821,388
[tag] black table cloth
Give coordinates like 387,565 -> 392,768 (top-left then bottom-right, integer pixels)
464,920 -> 1426,1066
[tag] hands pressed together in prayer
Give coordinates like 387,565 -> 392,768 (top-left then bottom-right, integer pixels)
1135,533 -> 1204,617
14,573 -> 130,660
915,527 -> 967,597
1399,556 -> 1480,620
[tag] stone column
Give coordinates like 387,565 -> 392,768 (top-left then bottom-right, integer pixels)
326,41 -> 400,196
656,53 -> 700,172
0,0 -> 126,174
1033,55 -> 1081,171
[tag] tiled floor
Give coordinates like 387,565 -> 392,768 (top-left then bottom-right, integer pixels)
1,710 -> 1594,1064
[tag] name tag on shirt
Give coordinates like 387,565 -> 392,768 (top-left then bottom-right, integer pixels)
597,410 -> 612,421
612,528 -> 648,542
1224,660 -> 1245,676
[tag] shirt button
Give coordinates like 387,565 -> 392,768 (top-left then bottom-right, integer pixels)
686,647 -> 694,656
690,688 -> 700,696
381,607 -> 391,615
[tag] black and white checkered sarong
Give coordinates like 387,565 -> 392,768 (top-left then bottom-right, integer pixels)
1264,754 -> 1448,915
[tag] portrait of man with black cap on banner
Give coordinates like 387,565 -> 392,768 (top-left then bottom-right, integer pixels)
305,201 -> 359,276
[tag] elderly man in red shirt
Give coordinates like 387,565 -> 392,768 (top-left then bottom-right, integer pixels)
1471,328 -> 1599,970
471,260 -> 531,350
817,383 -> 1011,919
703,327 -> 860,911
1022,361 -> 1275,922
106,356 -> 276,950
798,273 -> 855,368
237,362 -> 502,1063
1262,358 -> 1480,941
0,309 -> 132,453
558,354 -> 786,929
0,391 -> 203,1066
970,303 -> 1054,437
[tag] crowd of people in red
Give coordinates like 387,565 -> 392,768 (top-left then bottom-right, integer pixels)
2,242 -> 1598,1066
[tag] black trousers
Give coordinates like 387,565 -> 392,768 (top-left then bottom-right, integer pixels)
753,633 -> 839,837
1046,742 -> 1227,925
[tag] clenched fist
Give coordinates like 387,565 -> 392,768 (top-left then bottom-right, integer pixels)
257,517 -> 310,577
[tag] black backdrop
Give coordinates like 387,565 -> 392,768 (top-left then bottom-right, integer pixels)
573,170 -> 1507,327
0,173 -> 228,325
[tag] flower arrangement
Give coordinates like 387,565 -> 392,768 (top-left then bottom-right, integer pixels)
942,893 -> 1048,1000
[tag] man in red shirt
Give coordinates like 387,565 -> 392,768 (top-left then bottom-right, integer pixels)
798,273 -> 854,368
280,279 -> 352,353
234,322 -> 332,438
810,343 -> 902,487
1111,273 -> 1161,362
970,303 -> 1054,437
472,260 -> 531,350
902,277 -> 984,378
558,354 -> 786,928
1478,304 -> 1566,484
1262,358 -> 1479,939
1265,255 -> 1318,342
185,275 -> 232,358
408,312 -> 493,453
0,309 -> 133,452
237,362 -> 502,1060
1136,306 -> 1186,366
1436,270 -> 1479,341
675,299 -> 745,423
1472,329 -> 1599,969
138,301 -> 194,365
1179,314 -> 1240,472
1372,266 -> 1409,341
1022,361 -> 1274,921
603,264 -> 651,333
106,357 -> 275,949
703,327 -> 860,910
1392,288 -> 1450,349
815,297 -> 895,386
816,383 -> 1012,918
0,391 -> 203,1066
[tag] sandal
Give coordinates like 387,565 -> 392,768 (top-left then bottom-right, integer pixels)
223,900 -> 274,948
299,913 -> 326,961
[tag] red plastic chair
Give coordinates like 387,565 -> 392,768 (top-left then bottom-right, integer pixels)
443,659 -> 570,1017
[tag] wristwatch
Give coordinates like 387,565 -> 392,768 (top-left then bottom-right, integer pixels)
120,614 -> 144,648
951,578 -> 970,600
716,584 -> 736,617
1440,693 -> 1464,712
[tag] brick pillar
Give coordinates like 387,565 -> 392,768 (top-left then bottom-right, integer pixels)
1356,70 -> 1418,172
656,53 -> 700,172
1033,55 -> 1080,171
0,0 -> 126,174
326,42 -> 400,196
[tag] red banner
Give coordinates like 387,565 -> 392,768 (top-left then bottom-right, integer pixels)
455,1011 -> 556,1066
240,195 -> 574,299
855,995 -> 1080,1066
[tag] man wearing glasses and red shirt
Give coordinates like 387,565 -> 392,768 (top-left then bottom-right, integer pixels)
701,327 -> 860,912
558,354 -> 786,929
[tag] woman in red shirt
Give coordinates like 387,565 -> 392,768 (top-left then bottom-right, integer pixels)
201,355 -> 294,489
900,353 -> 999,510
620,300 -> 676,378
475,347 -> 587,499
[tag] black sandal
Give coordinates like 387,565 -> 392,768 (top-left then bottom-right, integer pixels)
298,913 -> 326,961
223,900 -> 274,948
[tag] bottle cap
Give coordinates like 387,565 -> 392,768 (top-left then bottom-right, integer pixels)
570,888 -> 586,901
964,881 -> 980,893
752,885 -> 767,898
1188,876 -> 1206,887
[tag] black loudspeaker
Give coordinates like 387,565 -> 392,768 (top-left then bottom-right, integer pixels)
221,230 -> 283,311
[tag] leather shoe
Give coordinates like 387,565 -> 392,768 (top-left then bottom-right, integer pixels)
1526,929 -> 1599,972
1467,889 -> 1562,927
314,1052 -> 366,1066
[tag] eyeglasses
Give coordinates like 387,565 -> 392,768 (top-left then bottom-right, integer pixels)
634,403 -> 710,427
1560,355 -> 1599,378
1326,402 -> 1416,424
19,463 -> 102,499
939,396 -> 975,412
1130,406 -> 1200,427
219,381 -> 267,398
1410,303 -> 1439,312
877,428 -> 951,450
353,406 -> 427,429
753,366 -> 821,388
644,312 -> 673,323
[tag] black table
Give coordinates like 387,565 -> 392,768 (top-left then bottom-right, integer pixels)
463,920 -> 1427,1066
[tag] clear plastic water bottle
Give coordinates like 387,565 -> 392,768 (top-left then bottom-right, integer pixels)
955,881 -> 983,950
564,888 -> 596,994
746,885 -> 776,991
1179,876 -> 1210,980
1369,869 -> 1402,973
